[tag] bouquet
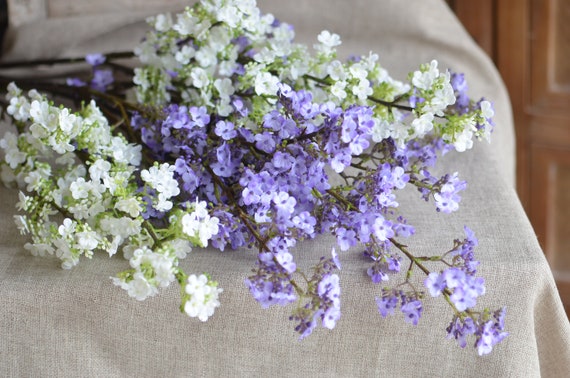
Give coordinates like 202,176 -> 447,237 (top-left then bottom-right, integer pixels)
0,0 -> 507,355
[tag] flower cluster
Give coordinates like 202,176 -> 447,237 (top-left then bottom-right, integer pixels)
0,0 -> 506,354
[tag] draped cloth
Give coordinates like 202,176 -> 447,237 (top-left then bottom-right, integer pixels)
1,1 -> 568,376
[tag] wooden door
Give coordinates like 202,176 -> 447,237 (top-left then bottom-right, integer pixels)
450,0 -> 570,315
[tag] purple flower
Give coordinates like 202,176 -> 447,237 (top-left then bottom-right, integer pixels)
401,299 -> 423,325
376,294 -> 398,317
476,318 -> 509,356
254,131 -> 277,153
425,272 -> 446,297
335,227 -> 357,251
189,106 -> 210,127
446,316 -> 477,348
318,273 -> 340,308
85,53 -> 106,66
90,69 -> 114,92
367,265 -> 388,283
215,120 -> 237,140
275,251 -> 297,273
322,306 -> 341,329
66,77 -> 86,87
434,173 -> 466,213
331,247 -> 341,270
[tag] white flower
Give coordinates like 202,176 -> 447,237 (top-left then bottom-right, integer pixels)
181,199 -> 220,247
6,95 -> 31,121
184,274 -> 222,321
327,60 -> 347,81
89,159 -> 111,182
58,108 -> 79,135
214,78 -> 235,99
108,136 -> 141,165
70,177 -> 90,200
412,60 -> 439,90
330,81 -> 347,100
152,13 -> 173,32
76,231 -> 99,251
411,112 -> 434,137
100,216 -> 142,240
16,191 -> 30,211
24,167 -> 50,193
352,79 -> 373,101
125,272 -> 158,301
316,30 -> 341,50
195,45 -> 218,68
428,79 -> 456,115
13,215 -> 29,235
115,198 -> 141,218
349,64 -> 368,81
29,99 -> 52,125
53,237 -> 79,269
254,72 -> 279,97
0,132 -> 27,169
152,254 -> 177,288
447,128 -> 474,152
480,100 -> 494,119
24,242 -> 54,257
169,238 -> 192,259
208,25 -> 232,52
175,45 -> 196,65
217,5 -> 240,28
58,218 -> 76,238
173,11 -> 199,36
190,67 -> 210,88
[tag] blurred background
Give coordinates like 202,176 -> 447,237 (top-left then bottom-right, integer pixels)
447,0 -> 570,316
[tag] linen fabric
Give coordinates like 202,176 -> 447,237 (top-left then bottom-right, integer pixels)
1,1 -> 569,377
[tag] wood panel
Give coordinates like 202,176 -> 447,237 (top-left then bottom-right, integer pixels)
453,0 -> 570,314
446,0 -> 496,58
530,0 -> 570,113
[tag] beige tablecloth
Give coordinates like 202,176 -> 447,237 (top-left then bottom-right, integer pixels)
1,1 -> 569,377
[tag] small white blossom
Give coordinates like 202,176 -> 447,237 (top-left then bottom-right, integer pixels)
254,72 -> 279,97
175,45 -> 196,65
115,198 -> 141,218
480,100 -> 494,119
152,13 -> 173,32
315,30 -> 341,54
214,78 -> 235,99
0,132 -> 27,169
125,272 -> 159,301
327,60 -> 347,81
411,113 -> 434,137
89,159 -> 111,182
181,199 -> 220,247
190,67 -> 210,88
352,79 -> 373,101
412,60 -> 439,90
184,274 -> 222,321
76,230 -> 99,251
173,11 -> 199,36
330,80 -> 347,100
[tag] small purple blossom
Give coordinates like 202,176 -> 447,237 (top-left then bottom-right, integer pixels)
215,120 -> 237,140
66,77 -> 86,87
401,299 -> 423,325
335,227 -> 357,251
376,294 -> 398,317
90,69 -> 114,92
85,53 -> 106,66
